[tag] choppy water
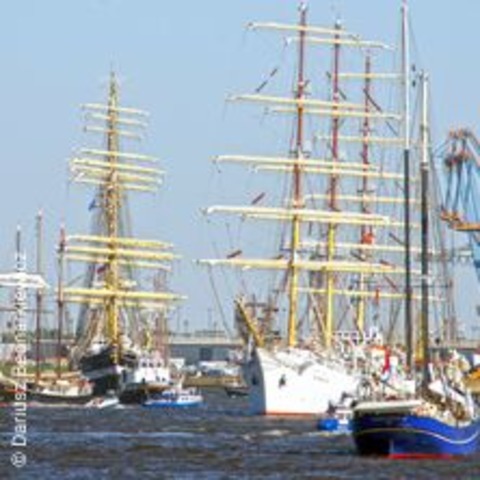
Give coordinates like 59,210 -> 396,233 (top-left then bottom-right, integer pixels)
1,390 -> 479,479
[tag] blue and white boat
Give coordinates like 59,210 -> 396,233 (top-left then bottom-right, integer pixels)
142,387 -> 203,409
352,398 -> 480,458
317,406 -> 352,434
351,26 -> 480,459
317,395 -> 354,433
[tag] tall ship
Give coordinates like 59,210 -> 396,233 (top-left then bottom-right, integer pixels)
64,72 -> 183,395
352,2 -> 480,458
0,223 -> 94,406
201,3 -> 414,415
353,71 -> 480,459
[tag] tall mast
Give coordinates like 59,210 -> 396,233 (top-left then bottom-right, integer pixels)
35,210 -> 44,384
0,229 -> 47,372
324,19 -> 342,349
287,2 -> 307,347
357,54 -> 372,333
105,71 -> 121,365
56,225 -> 66,378
401,0 -> 413,371
420,71 -> 430,386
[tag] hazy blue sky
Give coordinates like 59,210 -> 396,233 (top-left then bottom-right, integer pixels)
0,1 -> 478,334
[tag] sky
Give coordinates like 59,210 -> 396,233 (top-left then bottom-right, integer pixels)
0,0 -> 479,336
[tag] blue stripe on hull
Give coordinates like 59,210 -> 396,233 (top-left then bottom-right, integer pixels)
353,414 -> 480,457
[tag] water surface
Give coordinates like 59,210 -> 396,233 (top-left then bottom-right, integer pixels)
1,391 -> 479,479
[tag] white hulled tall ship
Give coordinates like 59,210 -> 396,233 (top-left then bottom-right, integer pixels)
201,3 -> 417,415
65,72 -> 183,395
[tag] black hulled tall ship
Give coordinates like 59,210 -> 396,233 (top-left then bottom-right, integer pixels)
64,72 -> 183,395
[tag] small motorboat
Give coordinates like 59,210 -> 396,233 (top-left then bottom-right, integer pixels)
317,405 -> 353,433
142,387 -> 203,408
317,393 -> 354,433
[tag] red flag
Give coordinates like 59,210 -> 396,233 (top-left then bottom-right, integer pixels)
361,231 -> 375,245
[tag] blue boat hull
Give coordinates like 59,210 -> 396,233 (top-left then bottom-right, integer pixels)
353,412 -> 480,457
317,417 -> 352,433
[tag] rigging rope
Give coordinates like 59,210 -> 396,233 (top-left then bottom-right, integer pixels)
207,265 -> 234,339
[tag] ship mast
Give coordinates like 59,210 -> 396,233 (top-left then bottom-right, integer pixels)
324,19 -> 342,349
35,210 -> 44,384
56,225 -> 66,378
0,228 -> 47,378
420,71 -> 430,385
356,54 -> 372,333
104,73 -> 121,364
287,2 -> 307,348
401,0 -> 414,371
65,72 -> 184,366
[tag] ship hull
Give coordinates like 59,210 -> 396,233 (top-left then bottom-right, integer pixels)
79,345 -> 137,395
28,390 -> 93,406
119,383 -> 170,404
0,382 -> 16,404
353,409 -> 480,457
245,347 -> 358,416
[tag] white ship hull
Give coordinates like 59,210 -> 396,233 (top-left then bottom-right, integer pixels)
245,346 -> 359,416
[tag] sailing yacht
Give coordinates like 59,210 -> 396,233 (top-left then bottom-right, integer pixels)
0,226 -> 94,405
64,72 -> 184,395
201,4 -> 409,415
